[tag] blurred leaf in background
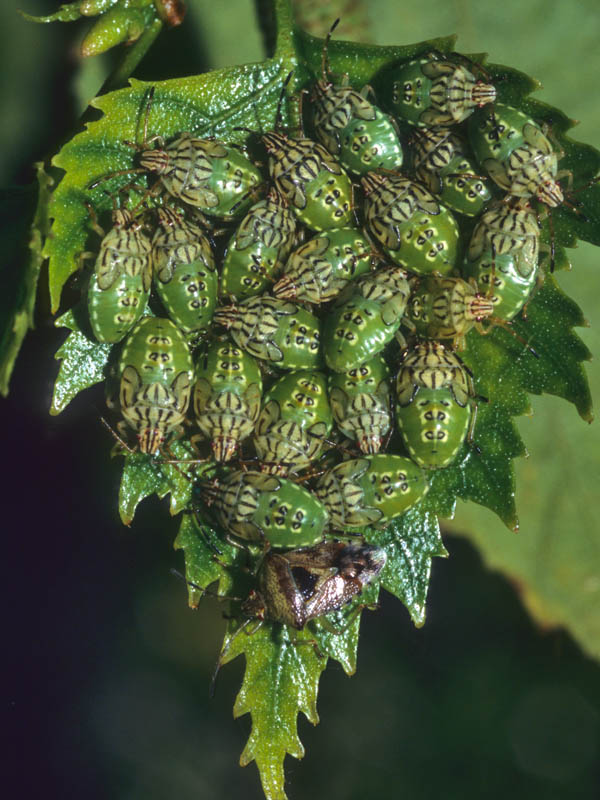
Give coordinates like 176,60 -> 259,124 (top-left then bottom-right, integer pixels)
366,0 -> 600,663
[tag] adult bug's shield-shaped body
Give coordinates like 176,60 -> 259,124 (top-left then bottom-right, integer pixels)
395,342 -> 475,469
118,317 -> 194,454
200,470 -> 329,548
193,340 -> 263,462
314,454 -> 429,529
151,208 -> 217,333
361,171 -> 460,276
390,53 -> 496,127
242,541 -> 387,629
87,208 -> 152,344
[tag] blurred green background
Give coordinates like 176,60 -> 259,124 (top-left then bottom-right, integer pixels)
3,1 -> 600,798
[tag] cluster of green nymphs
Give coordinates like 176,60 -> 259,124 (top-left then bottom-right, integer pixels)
78,39 -> 569,631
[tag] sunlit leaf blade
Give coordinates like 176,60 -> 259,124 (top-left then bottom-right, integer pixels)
296,28 -> 457,86
0,164 -> 53,396
367,506 -> 446,627
50,308 -> 111,414
118,439 -> 208,525
222,620 -> 326,800
44,59 -> 291,311
173,513 -> 242,603
510,278 -> 592,420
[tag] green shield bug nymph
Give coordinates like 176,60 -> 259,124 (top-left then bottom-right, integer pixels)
468,104 -> 567,207
272,227 -> 372,304
390,53 -> 496,127
395,342 -> 475,469
200,470 -> 329,548
138,133 -> 263,219
322,266 -> 410,372
253,370 -> 333,475
240,540 -> 386,629
214,296 -> 322,370
151,207 -> 217,333
220,188 -> 297,300
361,171 -> 460,276
463,201 -> 541,321
118,316 -> 194,454
261,130 -> 354,231
412,128 -> 492,217
328,356 -> 392,454
312,20 -> 404,176
314,453 -> 429,529
406,275 -> 494,349
193,339 -> 263,462
86,207 -> 152,344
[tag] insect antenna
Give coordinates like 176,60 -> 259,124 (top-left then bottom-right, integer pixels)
320,18 -> 340,83
274,70 -> 295,132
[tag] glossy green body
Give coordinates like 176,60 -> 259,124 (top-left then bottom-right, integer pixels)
205,470 -> 329,547
220,191 -> 297,299
362,172 -> 459,276
87,209 -> 151,343
395,342 -> 472,469
262,132 -> 353,231
214,296 -> 321,370
328,356 -> 391,454
140,134 -> 262,218
273,227 -> 372,304
313,80 -> 403,176
464,203 -> 540,320
254,370 -> 333,475
468,104 -> 563,207
406,275 -> 494,348
152,208 -> 217,333
390,55 -> 496,127
193,340 -> 262,461
88,269 -> 149,344
118,317 -> 194,453
413,129 -> 491,216
314,454 -> 429,529
322,266 -> 410,372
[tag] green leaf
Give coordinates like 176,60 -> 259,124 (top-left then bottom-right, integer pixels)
367,505 -> 447,627
44,59 -> 288,312
39,1 -> 600,795
50,308 -> 112,414
173,513 -> 243,602
223,620 -> 325,800
0,163 -> 53,396
118,438 -> 210,525
445,240 -> 600,661
174,507 -> 390,798
222,580 -> 385,800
